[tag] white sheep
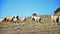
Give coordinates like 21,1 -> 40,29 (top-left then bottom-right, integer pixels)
32,16 -> 41,22
12,16 -> 20,23
0,18 -> 4,22
59,16 -> 60,22
21,17 -> 26,22
5,16 -> 13,22
51,15 -> 58,22
12,17 -> 17,23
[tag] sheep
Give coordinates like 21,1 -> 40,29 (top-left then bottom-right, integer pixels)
32,16 -> 36,21
12,16 -> 17,23
16,15 -> 19,20
32,16 -> 41,22
51,15 -> 58,22
0,18 -> 4,22
32,13 -> 41,22
4,16 -> 13,22
20,17 -> 26,22
12,16 -> 21,23
54,16 -> 58,22
59,16 -> 60,22
35,16 -> 41,22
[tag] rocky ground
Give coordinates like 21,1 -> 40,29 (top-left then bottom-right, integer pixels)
0,16 -> 60,34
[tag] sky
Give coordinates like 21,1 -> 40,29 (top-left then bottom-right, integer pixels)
0,0 -> 60,18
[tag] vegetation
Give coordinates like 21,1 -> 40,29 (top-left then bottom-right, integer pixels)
0,15 -> 59,34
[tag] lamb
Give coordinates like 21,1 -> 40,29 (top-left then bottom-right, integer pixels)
32,16 -> 41,22
51,15 -> 58,22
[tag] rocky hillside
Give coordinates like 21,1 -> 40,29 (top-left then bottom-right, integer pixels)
0,15 -> 60,34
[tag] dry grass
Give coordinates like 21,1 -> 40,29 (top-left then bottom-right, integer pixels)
0,15 -> 60,34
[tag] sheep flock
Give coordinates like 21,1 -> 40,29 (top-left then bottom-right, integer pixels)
0,13 -> 60,23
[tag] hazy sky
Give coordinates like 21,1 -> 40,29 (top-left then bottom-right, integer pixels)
0,0 -> 60,18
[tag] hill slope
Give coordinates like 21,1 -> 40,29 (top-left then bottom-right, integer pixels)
0,16 -> 60,34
